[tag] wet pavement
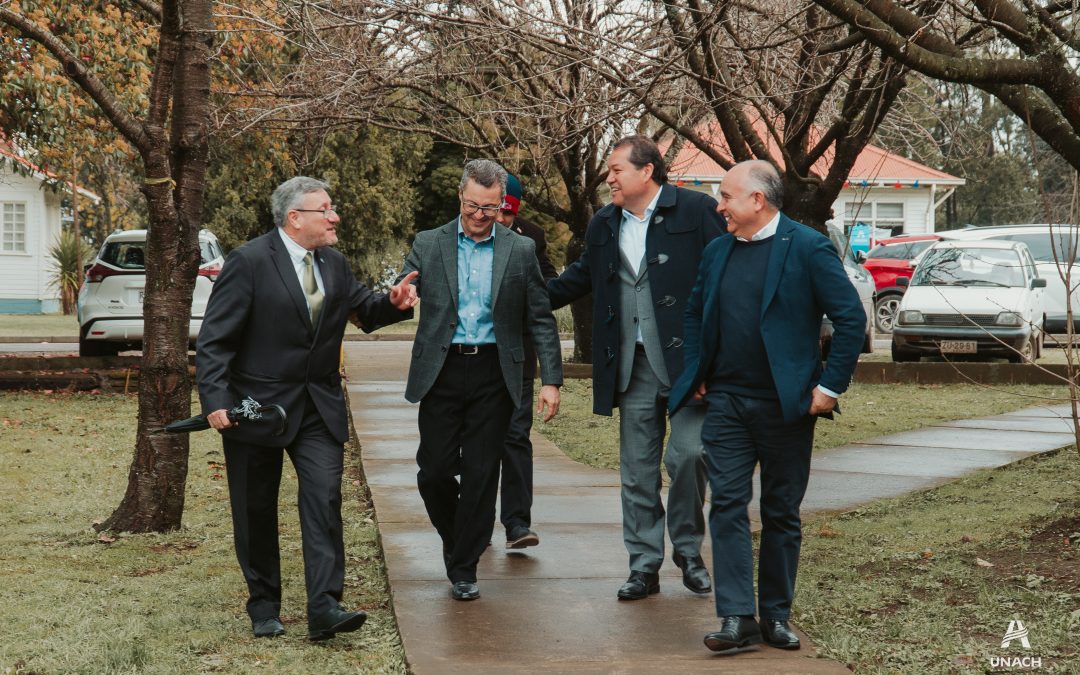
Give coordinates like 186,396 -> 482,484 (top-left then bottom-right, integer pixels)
343,341 -> 1075,674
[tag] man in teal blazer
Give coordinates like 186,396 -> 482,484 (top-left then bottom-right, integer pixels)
670,160 -> 864,653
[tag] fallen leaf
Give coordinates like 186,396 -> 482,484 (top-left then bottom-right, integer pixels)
98,533 -> 117,544
921,549 -> 934,559
976,558 -> 995,568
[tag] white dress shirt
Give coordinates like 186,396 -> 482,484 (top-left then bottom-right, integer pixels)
619,187 -> 662,277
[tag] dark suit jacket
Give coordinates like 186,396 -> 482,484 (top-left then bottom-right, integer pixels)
399,220 -> 563,407
196,230 -> 411,446
547,184 -> 724,415
509,215 -> 557,380
669,214 -> 865,424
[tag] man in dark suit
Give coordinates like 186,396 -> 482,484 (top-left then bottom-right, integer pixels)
547,136 -> 724,600
399,159 -> 563,601
670,160 -> 865,653
493,172 -> 557,549
197,176 -> 418,640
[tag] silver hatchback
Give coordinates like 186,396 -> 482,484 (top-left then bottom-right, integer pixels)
76,229 -> 224,356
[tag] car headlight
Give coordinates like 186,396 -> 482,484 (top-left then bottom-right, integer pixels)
898,310 -> 924,325
995,312 -> 1023,326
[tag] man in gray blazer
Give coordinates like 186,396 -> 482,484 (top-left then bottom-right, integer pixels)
398,159 -> 563,601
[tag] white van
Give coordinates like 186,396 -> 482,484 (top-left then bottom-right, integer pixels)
943,224 -> 1079,333
891,240 -> 1046,362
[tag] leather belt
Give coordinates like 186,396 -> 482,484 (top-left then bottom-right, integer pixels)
451,344 -> 497,355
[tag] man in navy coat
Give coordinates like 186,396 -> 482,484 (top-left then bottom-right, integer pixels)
670,160 -> 864,653
548,136 -> 724,600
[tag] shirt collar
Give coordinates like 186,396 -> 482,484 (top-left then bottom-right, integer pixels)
737,211 -> 781,242
457,217 -> 496,244
277,226 -> 313,262
622,186 -> 662,224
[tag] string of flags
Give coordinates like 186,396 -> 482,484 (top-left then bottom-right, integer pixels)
842,179 -> 921,189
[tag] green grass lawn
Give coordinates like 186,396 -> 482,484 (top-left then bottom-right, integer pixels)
799,448 -> 1080,672
0,392 -> 405,673
0,313 -> 80,338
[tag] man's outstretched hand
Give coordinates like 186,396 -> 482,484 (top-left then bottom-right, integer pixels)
389,271 -> 419,310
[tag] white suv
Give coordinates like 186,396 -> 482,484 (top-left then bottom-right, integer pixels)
76,229 -> 224,356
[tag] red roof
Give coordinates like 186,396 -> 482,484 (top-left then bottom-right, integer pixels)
0,134 -> 101,201
665,118 -> 963,185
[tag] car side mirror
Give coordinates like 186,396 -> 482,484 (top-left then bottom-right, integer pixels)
896,277 -> 909,288
855,250 -> 867,264
1032,277 -> 1047,288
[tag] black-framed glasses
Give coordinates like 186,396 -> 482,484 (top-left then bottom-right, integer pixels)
460,199 -> 501,217
292,207 -> 337,218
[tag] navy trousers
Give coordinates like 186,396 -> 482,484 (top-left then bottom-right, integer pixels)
701,390 -> 816,620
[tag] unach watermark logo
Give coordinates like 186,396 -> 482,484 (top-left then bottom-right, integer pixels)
989,620 -> 1043,670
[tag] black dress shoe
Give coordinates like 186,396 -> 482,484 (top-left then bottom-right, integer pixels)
672,552 -> 712,594
760,619 -> 801,649
704,616 -> 763,652
252,617 -> 285,638
616,571 -> 659,600
451,581 -> 480,601
506,525 -> 540,549
308,607 -> 368,641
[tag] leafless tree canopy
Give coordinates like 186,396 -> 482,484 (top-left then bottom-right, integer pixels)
811,0 -> 1080,172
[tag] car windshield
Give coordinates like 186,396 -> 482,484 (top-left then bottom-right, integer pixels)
912,247 -> 1026,287
867,243 -> 910,260
99,240 -> 146,270
1004,231 -> 1080,264
200,238 -> 223,264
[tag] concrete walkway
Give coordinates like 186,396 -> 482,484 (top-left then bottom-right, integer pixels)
344,341 -> 1075,674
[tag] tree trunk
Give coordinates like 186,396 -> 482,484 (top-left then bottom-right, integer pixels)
100,0 -> 212,533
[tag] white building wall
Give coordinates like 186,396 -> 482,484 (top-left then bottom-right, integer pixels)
0,167 -> 61,309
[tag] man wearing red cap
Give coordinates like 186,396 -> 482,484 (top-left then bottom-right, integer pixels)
495,173 -> 557,549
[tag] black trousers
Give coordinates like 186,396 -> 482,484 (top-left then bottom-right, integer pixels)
223,397 -> 345,622
500,377 -> 535,532
701,390 -> 816,621
417,349 -> 514,583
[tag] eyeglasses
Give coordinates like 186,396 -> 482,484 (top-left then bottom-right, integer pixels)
460,199 -> 501,217
292,207 -> 337,219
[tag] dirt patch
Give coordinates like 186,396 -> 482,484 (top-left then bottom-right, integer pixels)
979,512 -> 1080,592
148,542 -> 199,555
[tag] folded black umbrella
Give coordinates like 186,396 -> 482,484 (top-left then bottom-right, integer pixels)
163,397 -> 287,436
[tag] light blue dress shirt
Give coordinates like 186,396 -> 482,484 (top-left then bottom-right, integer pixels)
452,219 -> 496,345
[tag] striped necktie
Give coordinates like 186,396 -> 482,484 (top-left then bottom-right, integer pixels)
302,252 -> 324,325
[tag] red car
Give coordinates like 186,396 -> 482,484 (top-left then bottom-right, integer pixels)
859,234 -> 941,332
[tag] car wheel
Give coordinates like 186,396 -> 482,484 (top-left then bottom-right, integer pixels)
1007,337 -> 1035,364
79,337 -> 120,358
891,339 -> 918,362
874,294 -> 902,333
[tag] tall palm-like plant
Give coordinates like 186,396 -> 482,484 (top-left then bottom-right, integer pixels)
48,230 -> 91,315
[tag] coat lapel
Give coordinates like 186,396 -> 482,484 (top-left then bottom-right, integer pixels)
490,225 -> 512,312
439,220 -> 459,309
760,215 -> 794,318
701,236 -> 735,352
269,232 -> 314,333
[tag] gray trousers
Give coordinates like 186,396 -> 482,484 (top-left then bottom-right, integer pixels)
618,347 -> 707,573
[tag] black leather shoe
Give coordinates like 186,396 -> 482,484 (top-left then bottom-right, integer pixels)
672,552 -> 712,594
704,616 -> 763,652
252,617 -> 285,638
760,619 -> 801,649
308,607 -> 367,641
616,571 -> 659,600
506,525 -> 539,549
451,581 -> 480,601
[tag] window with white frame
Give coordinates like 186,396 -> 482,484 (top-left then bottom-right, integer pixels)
2,202 -> 27,253
844,201 -> 905,235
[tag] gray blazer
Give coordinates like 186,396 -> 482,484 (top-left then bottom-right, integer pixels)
399,219 -> 563,406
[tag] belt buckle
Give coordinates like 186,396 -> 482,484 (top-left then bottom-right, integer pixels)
460,344 -> 479,355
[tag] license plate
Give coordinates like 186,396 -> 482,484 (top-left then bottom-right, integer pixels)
940,340 -> 977,354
